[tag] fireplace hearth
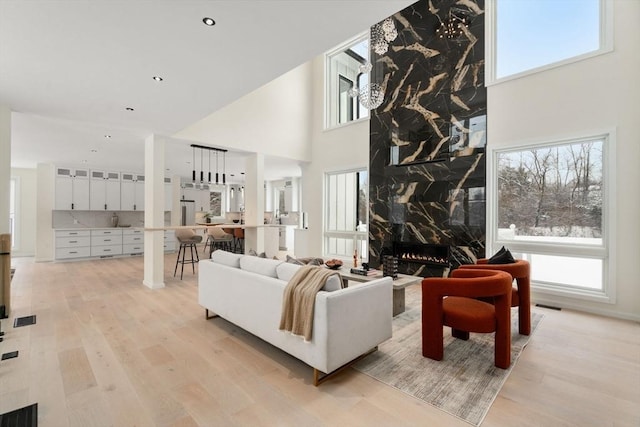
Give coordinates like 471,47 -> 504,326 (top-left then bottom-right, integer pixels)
392,242 -> 450,268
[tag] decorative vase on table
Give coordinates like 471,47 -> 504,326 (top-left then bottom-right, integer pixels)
383,255 -> 398,279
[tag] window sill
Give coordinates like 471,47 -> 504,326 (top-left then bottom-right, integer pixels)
323,116 -> 369,133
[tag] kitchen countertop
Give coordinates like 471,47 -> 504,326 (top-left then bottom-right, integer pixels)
54,226 -> 146,231
144,224 -> 292,231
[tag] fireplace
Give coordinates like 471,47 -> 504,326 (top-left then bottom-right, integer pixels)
392,242 -> 450,268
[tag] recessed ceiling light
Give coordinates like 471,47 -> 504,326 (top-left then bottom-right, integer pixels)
202,17 -> 215,26
104,135 -> 111,139
125,107 -> 135,111
91,149 -> 97,153
152,76 -> 163,82
82,160 -> 88,163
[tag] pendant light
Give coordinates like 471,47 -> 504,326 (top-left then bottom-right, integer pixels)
215,151 -> 219,184
200,148 -> 204,184
192,146 -> 196,182
222,151 -> 226,184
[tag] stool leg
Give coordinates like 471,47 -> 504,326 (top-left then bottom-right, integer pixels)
181,244 -> 187,279
194,244 -> 200,262
190,244 -> 196,274
174,244 -> 182,277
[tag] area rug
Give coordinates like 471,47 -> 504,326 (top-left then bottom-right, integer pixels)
353,285 -> 543,426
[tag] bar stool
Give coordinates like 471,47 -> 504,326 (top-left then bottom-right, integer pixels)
206,227 -> 234,255
174,229 -> 203,279
233,228 -> 245,254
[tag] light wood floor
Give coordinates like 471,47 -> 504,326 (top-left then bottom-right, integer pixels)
1,255 -> 638,427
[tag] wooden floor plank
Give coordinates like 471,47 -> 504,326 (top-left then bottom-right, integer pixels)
58,347 -> 98,397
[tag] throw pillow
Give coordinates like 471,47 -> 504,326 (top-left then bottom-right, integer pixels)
286,255 -> 304,265
488,246 -> 516,264
248,249 -> 267,258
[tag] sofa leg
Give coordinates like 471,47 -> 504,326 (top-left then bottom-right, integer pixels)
205,309 -> 219,320
313,346 -> 378,386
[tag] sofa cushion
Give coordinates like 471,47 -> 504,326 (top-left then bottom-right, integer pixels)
276,262 -> 342,292
240,255 -> 282,278
210,250 -> 243,268
276,262 -> 301,281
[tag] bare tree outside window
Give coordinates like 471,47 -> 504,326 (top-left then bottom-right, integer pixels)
497,139 -> 603,243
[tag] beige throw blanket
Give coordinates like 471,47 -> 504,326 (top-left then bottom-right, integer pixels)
279,265 -> 342,341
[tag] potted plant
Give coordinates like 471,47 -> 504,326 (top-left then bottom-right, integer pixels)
202,212 -> 213,223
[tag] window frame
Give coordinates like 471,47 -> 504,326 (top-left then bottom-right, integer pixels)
324,31 -> 370,130
323,168 -> 369,261
485,0 -> 614,85
338,74 -> 355,124
486,129 -> 616,303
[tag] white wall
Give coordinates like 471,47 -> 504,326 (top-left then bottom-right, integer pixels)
174,63 -> 313,163
10,168 -> 37,256
0,105 -> 10,236
488,0 -> 640,320
297,55 -> 370,258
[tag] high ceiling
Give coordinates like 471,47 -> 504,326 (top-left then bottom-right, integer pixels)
1,0 -> 414,182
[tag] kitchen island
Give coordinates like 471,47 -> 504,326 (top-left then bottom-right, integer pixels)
144,224 -> 284,257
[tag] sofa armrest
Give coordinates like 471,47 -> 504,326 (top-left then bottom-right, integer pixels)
315,277 -> 393,373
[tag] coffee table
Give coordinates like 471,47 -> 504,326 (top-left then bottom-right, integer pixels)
339,270 -> 421,316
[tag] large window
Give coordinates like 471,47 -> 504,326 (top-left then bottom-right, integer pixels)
325,33 -> 369,128
324,169 -> 368,260
489,133 -> 614,301
489,0 -> 612,82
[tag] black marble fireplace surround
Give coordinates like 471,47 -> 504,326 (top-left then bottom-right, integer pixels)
368,0 -> 486,277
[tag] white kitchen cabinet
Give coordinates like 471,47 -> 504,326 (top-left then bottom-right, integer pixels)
164,230 -> 176,252
121,173 -> 144,211
284,186 -> 293,213
123,229 -> 144,254
55,230 -> 91,259
278,225 -> 295,251
90,229 -> 123,256
164,177 -> 173,211
55,167 -> 90,210
90,170 -> 121,211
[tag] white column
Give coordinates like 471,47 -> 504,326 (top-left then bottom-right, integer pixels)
0,106 -> 10,235
143,134 -> 165,289
35,163 -> 55,261
171,174 -> 181,226
243,153 -> 266,254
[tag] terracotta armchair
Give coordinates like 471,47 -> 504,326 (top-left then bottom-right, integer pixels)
422,269 -> 513,369
459,259 -> 531,335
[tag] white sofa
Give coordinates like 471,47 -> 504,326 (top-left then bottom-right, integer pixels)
198,250 -> 393,384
